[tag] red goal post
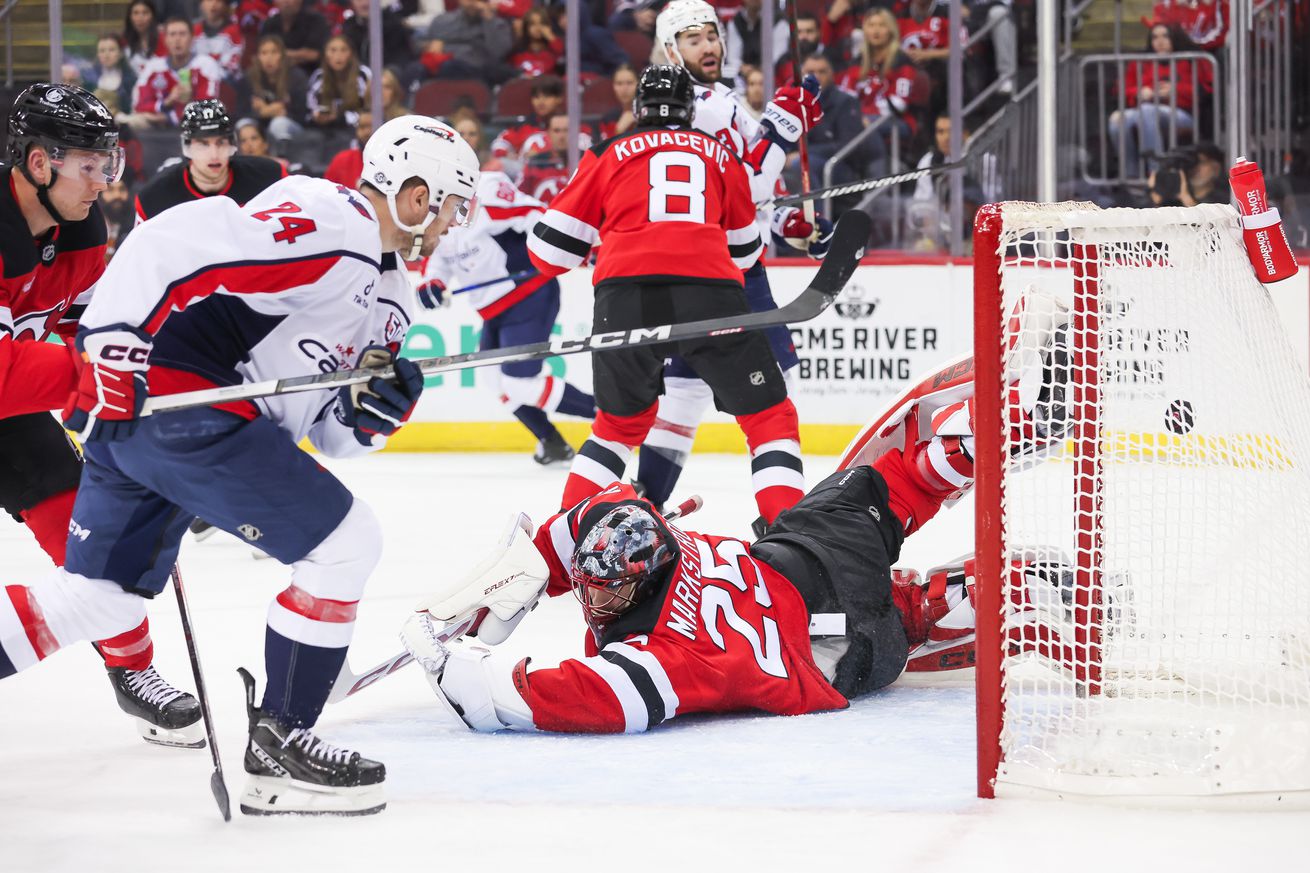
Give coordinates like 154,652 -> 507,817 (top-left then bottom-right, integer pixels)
972,201 -> 1310,805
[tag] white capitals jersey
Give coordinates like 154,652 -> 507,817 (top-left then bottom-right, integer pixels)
422,171 -> 555,320
690,80 -> 788,236
80,175 -> 414,458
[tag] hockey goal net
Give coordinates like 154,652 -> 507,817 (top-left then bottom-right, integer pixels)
973,201 -> 1310,804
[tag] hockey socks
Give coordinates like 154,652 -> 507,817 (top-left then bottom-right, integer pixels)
19,487 -> 77,566
637,377 -> 713,510
737,399 -> 804,524
263,584 -> 359,727
556,382 -> 596,419
0,584 -> 57,677
513,405 -> 556,442
561,405 -> 655,509
94,617 -> 154,671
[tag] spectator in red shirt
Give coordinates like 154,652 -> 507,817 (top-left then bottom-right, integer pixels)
1150,0 -> 1227,51
1107,23 -> 1207,178
491,74 -> 563,160
509,7 -> 563,77
194,0 -> 246,80
123,17 -> 225,130
518,113 -> 579,206
122,0 -> 164,78
837,9 -> 919,175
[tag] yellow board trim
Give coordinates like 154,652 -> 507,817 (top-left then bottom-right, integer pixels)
376,422 -> 864,455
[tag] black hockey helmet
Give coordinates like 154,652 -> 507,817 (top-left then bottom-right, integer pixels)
6,83 -> 123,223
181,99 -> 235,143
571,504 -> 679,635
634,64 -> 696,128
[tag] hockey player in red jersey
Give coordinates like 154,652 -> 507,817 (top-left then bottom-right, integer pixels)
526,64 -> 805,525
0,116 -> 480,815
396,288 -> 1076,732
0,83 -> 204,746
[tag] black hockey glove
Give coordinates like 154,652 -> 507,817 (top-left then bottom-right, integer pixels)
335,345 -> 425,445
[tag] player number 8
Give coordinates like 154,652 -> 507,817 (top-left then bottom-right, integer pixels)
647,152 -> 707,224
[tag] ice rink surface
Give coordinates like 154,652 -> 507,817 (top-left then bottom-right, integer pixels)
1,453 -> 1304,872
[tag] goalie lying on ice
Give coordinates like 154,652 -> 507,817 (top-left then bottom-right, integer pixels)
400,289 -> 1074,733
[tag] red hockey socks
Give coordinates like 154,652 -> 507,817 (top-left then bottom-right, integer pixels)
19,488 -> 77,566
94,617 -> 155,671
736,399 -> 803,524
562,405 -> 657,510
872,444 -> 957,536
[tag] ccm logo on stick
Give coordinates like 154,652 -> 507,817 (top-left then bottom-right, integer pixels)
100,345 -> 149,364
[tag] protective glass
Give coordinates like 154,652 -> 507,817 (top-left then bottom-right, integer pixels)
50,145 -> 126,185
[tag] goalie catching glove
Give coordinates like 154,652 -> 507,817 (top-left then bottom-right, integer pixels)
333,345 -> 424,446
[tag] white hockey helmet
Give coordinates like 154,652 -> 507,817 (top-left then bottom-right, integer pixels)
656,0 -> 720,67
360,115 -> 480,245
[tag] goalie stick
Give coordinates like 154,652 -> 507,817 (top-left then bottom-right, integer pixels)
329,494 -> 706,703
141,210 -> 871,417
771,159 -> 967,209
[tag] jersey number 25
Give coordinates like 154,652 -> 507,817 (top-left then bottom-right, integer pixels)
648,153 -> 707,224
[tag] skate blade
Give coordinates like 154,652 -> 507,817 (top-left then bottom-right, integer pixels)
137,717 -> 207,749
239,774 -> 386,817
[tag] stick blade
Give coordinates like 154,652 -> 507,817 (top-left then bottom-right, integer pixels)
810,211 -> 871,296
211,768 -> 232,822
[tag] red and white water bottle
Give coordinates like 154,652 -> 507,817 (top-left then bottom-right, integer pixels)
1229,157 -> 1299,283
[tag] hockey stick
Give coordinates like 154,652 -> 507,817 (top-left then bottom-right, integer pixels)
783,0 -> 815,227
141,210 -> 871,417
170,564 -> 231,822
450,269 -> 538,296
770,158 -> 967,209
328,494 -> 706,704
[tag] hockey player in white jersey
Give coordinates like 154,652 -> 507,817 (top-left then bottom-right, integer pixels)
417,170 -> 595,465
0,116 -> 479,816
636,0 -> 835,514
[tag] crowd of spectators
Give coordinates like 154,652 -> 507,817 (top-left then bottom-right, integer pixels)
63,0 -> 1289,257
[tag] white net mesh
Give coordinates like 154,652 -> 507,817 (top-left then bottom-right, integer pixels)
986,201 -> 1310,799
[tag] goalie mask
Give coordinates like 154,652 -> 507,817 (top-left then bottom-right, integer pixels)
360,115 -> 480,260
571,505 -> 679,635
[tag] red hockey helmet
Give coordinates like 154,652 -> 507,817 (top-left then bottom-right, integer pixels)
570,504 -> 678,632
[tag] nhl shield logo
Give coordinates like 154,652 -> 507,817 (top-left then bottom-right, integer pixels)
749,370 -> 765,386
238,524 -> 263,542
41,244 -> 56,264
834,283 -> 878,320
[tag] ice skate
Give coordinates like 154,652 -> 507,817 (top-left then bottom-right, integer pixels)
533,431 -> 575,465
106,664 -> 205,748
188,518 -> 218,542
237,669 -> 386,816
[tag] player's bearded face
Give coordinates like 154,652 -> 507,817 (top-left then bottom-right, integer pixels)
676,26 -> 722,83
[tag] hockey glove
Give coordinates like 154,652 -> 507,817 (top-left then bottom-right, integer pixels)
62,326 -> 152,443
771,208 -> 834,259
335,345 -> 425,446
761,74 -> 823,148
416,277 -> 449,310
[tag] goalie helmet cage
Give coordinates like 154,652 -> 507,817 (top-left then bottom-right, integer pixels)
972,201 -> 1310,806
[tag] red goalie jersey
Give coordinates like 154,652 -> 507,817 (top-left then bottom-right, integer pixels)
517,485 -> 848,733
